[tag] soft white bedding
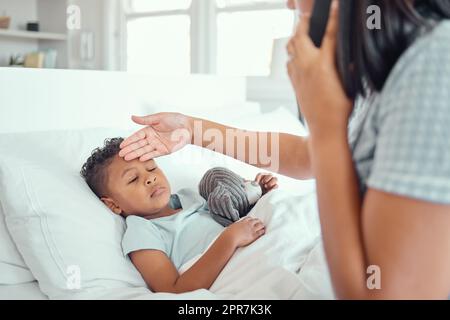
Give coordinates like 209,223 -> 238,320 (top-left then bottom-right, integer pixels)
59,190 -> 334,300
0,188 -> 333,301
0,282 -> 48,300
182,190 -> 334,300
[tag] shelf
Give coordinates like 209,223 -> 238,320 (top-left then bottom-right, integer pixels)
0,29 -> 67,41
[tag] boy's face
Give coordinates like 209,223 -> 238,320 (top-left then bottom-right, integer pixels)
101,155 -> 171,218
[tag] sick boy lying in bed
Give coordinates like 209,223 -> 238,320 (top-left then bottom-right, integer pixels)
80,138 -> 278,294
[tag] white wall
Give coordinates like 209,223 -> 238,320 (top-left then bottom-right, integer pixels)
0,68 -> 247,133
0,0 -> 38,66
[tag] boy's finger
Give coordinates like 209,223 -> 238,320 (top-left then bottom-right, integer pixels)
267,179 -> 278,187
253,221 -> 264,229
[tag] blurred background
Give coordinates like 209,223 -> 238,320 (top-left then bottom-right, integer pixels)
0,0 -> 299,113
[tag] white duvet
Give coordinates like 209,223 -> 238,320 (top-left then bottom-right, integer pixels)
130,190 -> 333,300
190,189 -> 335,300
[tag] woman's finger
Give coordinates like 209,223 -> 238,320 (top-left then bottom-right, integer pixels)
291,13 -> 315,57
140,150 -> 163,162
119,138 -> 149,158
140,140 -> 169,161
131,114 -> 163,126
286,0 -> 296,10
296,12 -> 312,39
321,0 -> 339,54
255,173 -> 263,183
120,128 -> 147,149
124,143 -> 153,161
286,38 -> 296,57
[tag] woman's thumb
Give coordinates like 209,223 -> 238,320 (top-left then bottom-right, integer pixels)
131,114 -> 161,126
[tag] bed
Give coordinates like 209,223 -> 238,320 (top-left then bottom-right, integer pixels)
0,68 -> 334,300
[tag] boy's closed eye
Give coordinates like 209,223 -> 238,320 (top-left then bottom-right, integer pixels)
126,167 -> 157,184
128,176 -> 138,184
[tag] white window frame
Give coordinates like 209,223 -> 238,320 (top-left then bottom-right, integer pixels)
119,0 -> 296,112
120,0 -> 289,73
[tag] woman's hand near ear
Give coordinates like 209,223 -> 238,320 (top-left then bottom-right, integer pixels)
286,0 -> 296,10
287,0 -> 353,141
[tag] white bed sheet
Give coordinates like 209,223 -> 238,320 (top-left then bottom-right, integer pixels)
0,282 -> 48,300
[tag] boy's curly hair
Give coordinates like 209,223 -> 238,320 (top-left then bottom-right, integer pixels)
80,137 -> 124,198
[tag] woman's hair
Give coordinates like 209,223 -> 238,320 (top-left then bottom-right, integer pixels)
337,0 -> 450,99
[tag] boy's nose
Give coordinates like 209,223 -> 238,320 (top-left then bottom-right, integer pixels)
146,176 -> 157,185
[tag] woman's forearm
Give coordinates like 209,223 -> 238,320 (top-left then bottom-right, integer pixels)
172,232 -> 237,293
188,116 -> 313,180
309,132 -> 368,299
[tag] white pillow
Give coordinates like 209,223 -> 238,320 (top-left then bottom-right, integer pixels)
0,203 -> 35,285
0,128 -> 151,299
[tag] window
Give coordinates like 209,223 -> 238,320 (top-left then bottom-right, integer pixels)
217,9 -> 293,76
127,16 -> 191,75
127,0 -> 191,12
122,0 -> 294,76
124,0 -> 192,75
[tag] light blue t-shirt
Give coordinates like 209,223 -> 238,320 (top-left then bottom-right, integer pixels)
122,188 -> 224,269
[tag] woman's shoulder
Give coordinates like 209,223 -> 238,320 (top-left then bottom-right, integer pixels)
401,20 -> 450,64
382,20 -> 450,96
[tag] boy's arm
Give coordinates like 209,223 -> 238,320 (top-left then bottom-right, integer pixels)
130,231 -> 237,293
130,217 -> 265,293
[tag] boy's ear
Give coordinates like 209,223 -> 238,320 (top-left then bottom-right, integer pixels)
100,196 -> 123,215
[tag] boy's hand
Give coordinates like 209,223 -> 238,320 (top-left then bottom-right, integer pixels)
255,173 -> 279,195
224,217 -> 265,248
